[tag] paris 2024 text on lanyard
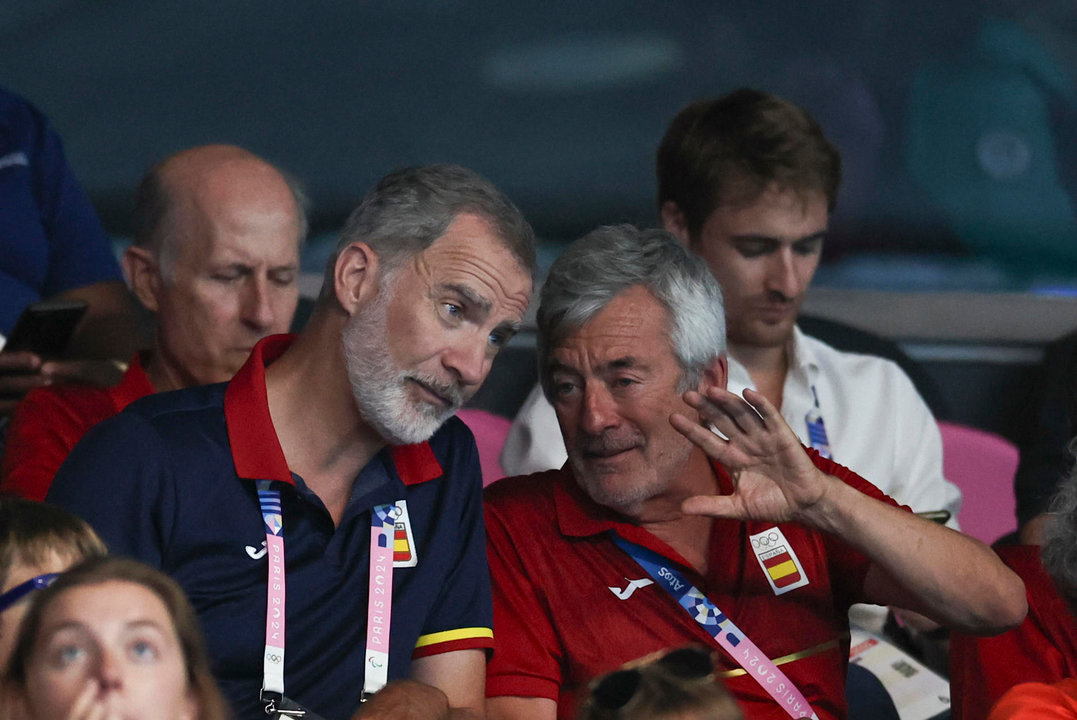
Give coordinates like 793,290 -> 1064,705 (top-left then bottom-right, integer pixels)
256,480 -> 400,717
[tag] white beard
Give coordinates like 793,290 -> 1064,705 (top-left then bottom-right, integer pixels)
342,277 -> 462,445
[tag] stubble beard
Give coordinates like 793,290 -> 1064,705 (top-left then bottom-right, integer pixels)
570,427 -> 697,519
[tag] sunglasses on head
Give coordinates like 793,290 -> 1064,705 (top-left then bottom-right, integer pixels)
590,646 -> 716,710
0,573 -> 58,614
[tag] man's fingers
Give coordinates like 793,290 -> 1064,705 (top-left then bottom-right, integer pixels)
670,412 -> 759,473
0,351 -> 42,374
740,387 -> 778,420
41,359 -> 124,387
684,387 -> 762,439
670,412 -> 727,453
682,494 -> 735,518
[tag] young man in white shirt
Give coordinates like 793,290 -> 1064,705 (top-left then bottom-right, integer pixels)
502,88 -> 960,531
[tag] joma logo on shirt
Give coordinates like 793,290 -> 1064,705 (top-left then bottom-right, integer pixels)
245,541 -> 267,560
608,577 -> 654,600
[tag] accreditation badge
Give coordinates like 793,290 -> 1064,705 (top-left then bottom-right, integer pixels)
390,500 -> 418,568
750,527 -> 809,596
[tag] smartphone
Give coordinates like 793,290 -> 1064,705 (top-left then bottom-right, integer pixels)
4,299 -> 88,356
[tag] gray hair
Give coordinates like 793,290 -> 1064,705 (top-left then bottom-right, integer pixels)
319,164 -> 535,301
537,225 -> 725,398
132,148 -> 309,276
1042,438 -> 1077,615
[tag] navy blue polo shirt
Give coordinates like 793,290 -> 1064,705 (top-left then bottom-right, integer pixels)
50,335 -> 494,720
0,87 -> 122,334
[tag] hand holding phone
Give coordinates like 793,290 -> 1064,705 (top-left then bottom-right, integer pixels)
3,299 -> 88,357
0,300 -> 92,416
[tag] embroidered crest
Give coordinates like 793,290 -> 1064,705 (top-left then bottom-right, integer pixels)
749,527 -> 809,595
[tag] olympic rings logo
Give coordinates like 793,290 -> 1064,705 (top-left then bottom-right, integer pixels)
750,532 -> 780,549
266,654 -> 282,664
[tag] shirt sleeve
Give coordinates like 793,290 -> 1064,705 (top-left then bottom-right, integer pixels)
809,450 -> 909,604
483,495 -> 562,701
986,681 -> 1077,720
412,423 -> 495,659
1,386 -> 108,501
46,410 -> 172,567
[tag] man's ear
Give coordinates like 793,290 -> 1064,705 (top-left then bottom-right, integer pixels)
699,354 -> 728,395
660,201 -> 691,246
122,245 -> 163,313
334,241 -> 381,315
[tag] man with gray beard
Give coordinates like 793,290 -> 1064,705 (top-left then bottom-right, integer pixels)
484,225 -> 1023,720
49,165 -> 535,720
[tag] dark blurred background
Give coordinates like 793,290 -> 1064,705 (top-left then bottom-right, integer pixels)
3,0 -> 1076,293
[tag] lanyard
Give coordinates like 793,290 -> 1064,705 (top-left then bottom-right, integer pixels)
364,503 -> 399,698
255,481 -> 398,711
804,385 -> 831,459
257,481 -> 287,702
612,534 -> 818,720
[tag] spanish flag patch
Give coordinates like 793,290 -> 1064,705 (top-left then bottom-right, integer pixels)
749,527 -> 809,595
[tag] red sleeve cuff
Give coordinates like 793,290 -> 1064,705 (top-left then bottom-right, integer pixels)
486,674 -> 560,701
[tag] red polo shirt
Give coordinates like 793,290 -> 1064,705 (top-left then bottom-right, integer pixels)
2,353 -> 154,500
485,454 -> 904,720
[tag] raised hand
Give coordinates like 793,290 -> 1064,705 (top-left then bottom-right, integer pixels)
669,386 -> 833,524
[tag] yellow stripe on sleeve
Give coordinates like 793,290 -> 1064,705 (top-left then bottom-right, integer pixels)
414,627 -> 494,649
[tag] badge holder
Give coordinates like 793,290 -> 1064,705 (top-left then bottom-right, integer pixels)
262,691 -> 329,720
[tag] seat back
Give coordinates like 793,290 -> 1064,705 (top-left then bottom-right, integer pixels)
456,408 -> 512,487
938,420 -> 1019,544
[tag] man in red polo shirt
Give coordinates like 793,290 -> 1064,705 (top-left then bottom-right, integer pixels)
484,226 -> 1025,720
1,144 -> 305,499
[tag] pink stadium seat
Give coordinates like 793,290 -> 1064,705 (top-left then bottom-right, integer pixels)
457,408 -> 512,487
938,421 -> 1019,545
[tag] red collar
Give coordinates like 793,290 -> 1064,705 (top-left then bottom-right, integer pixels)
109,352 -> 156,412
224,334 -> 443,486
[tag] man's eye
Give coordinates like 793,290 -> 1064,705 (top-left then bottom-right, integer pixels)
270,271 -> 297,286
794,239 -> 823,256
442,303 -> 463,318
212,272 -> 240,282
553,381 -> 577,397
735,243 -> 771,258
